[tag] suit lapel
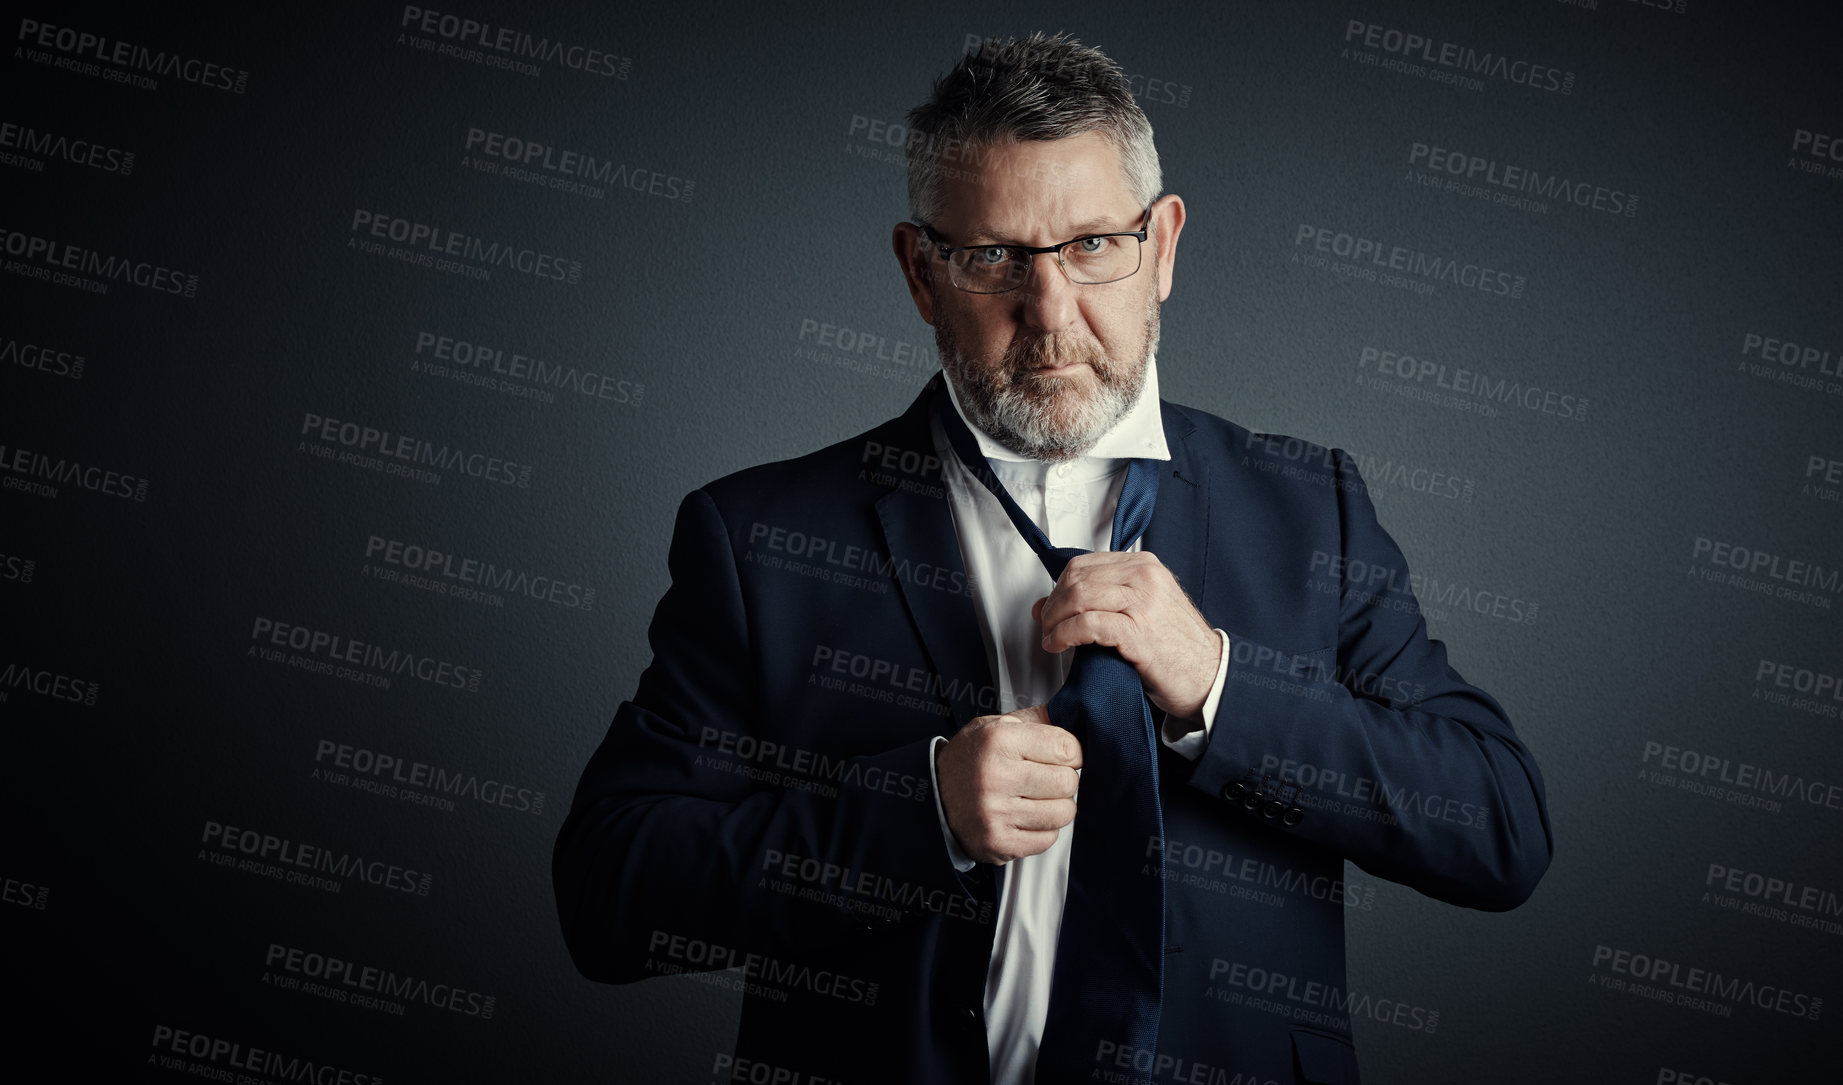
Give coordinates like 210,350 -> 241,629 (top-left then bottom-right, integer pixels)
1140,400 -> 1209,604
874,374 -> 994,734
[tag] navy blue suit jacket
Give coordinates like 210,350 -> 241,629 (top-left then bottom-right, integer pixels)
554,371 -> 1552,1084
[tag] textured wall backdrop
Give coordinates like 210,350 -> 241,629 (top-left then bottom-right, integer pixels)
4,0 -> 1841,1080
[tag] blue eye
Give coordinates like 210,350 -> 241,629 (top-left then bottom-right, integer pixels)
977,246 -> 1011,265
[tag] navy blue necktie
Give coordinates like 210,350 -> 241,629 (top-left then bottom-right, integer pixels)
931,380 -> 1166,1081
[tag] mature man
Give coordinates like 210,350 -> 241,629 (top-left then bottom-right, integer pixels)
554,32 -> 1552,1085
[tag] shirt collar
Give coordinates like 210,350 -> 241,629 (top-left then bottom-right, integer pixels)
941,352 -> 1171,475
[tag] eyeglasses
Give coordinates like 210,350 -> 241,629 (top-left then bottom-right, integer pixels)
916,206 -> 1152,294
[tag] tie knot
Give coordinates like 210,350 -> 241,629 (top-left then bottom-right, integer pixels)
1043,545 -> 1089,581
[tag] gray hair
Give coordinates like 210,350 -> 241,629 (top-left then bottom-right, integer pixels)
904,31 -> 1163,227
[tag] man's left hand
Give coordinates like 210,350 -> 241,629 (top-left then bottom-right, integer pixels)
1031,551 -> 1221,722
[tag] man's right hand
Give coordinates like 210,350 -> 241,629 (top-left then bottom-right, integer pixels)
935,703 -> 1083,865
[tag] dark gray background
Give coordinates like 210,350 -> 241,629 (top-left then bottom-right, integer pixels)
5,0 -> 1840,1080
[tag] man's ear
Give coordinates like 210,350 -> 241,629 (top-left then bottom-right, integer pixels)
1148,194 -> 1185,304
892,222 -> 938,326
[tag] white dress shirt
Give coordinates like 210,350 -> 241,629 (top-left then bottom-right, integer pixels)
923,354 -> 1233,1085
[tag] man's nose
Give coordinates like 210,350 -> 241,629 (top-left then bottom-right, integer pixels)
1017,252 -> 1078,333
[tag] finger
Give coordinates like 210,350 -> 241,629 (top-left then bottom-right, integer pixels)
1038,578 -> 1141,643
1050,551 -> 1158,595
991,828 -> 1064,863
1013,721 -> 1083,768
1013,761 -> 1080,800
1003,703 -> 1054,728
1009,797 -> 1077,831
1060,550 -> 1151,571
1042,608 -> 1135,655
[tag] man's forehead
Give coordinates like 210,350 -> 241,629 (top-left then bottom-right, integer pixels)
934,132 -> 1139,242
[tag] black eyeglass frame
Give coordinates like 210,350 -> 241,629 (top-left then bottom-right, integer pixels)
915,204 -> 1155,294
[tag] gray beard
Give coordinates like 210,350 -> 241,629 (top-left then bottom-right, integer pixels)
936,279 -> 1160,462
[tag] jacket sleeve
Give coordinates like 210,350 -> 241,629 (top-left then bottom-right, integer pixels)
552,487 -> 990,984
1180,450 -> 1553,910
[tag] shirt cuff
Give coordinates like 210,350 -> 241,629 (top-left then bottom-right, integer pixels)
1159,628 -> 1230,760
929,734 -> 978,872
